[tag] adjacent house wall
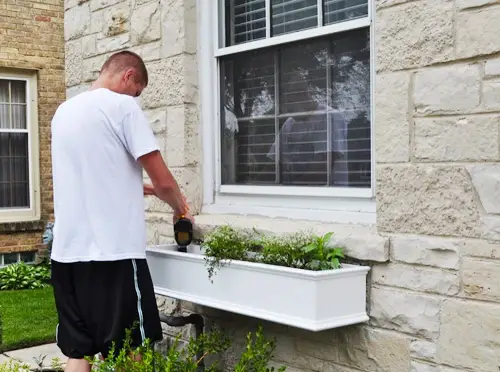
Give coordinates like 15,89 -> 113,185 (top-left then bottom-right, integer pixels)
63,0 -> 500,371
0,0 -> 65,257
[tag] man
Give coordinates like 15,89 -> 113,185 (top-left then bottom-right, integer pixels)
50,50 -> 193,372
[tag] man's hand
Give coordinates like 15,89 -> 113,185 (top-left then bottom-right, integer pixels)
143,184 -> 155,196
173,212 -> 195,225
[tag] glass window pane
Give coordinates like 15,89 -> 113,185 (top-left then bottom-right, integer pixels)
0,80 -> 8,103
11,104 -> 27,129
0,133 -> 30,208
4,253 -> 18,265
0,104 -> 9,129
11,81 -> 26,104
220,28 -> 371,188
226,0 -> 266,46
20,251 -> 36,263
324,0 -> 368,25
272,0 -> 318,36
221,51 -> 277,185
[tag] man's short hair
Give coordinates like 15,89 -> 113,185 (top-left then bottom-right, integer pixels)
100,51 -> 148,86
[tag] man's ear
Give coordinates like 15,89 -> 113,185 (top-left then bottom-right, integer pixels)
123,68 -> 134,82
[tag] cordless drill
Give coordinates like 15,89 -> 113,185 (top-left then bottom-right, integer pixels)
174,216 -> 193,252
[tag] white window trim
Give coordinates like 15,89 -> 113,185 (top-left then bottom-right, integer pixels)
0,69 -> 41,224
197,0 -> 376,224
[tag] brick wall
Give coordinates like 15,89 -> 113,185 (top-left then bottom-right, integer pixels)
0,0 -> 65,255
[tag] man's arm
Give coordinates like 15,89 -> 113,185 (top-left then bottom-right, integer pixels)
138,151 -> 188,217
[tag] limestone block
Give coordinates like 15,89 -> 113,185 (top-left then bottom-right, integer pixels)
414,116 -> 498,161
66,84 -> 90,99
96,33 -> 130,55
484,58 -> 500,77
81,34 -> 97,58
166,104 -> 200,167
129,41 -> 161,62
468,164 -> 500,214
171,166 -> 202,214
462,258 -> 500,301
90,0 -> 122,12
141,56 -> 194,109
461,239 -> 500,258
374,72 -> 410,163
372,263 -> 459,295
65,2 -> 90,41
482,80 -> 500,111
144,107 -> 167,135
437,299 -> 500,371
411,362 -> 439,372
81,53 -> 110,82
156,294 -> 179,315
376,0 -> 454,71
410,362 -> 464,372
65,39 -> 82,87
457,0 -> 498,9
414,65 -> 481,115
370,286 -> 441,339
160,0 -> 197,58
410,340 -> 437,361
376,166 -> 481,237
375,0 -> 415,8
457,5 -> 500,58
93,2 -> 130,38
131,1 -> 161,45
480,215 -> 500,241
296,327 -> 410,371
391,236 -> 460,269
273,337 -> 324,372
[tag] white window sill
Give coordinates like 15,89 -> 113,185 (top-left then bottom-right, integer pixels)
202,193 -> 376,226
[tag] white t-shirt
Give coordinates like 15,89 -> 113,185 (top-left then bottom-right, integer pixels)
50,88 -> 160,263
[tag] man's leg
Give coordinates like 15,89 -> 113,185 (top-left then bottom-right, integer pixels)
51,261 -> 98,367
65,359 -> 91,372
98,259 -> 163,359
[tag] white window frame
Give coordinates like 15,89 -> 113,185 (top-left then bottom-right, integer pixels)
0,251 -> 37,267
0,69 -> 41,224
197,0 -> 376,224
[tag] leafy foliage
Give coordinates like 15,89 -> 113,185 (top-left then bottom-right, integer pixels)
87,325 -> 284,372
0,262 -> 51,291
202,225 -> 255,281
202,226 -> 345,279
0,360 -> 30,372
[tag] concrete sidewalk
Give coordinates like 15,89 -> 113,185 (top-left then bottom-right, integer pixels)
0,344 -> 66,371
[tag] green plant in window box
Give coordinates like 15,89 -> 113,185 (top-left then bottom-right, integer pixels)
202,226 -> 345,280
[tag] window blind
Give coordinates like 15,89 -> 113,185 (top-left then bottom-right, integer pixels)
324,0 -> 368,25
0,79 -> 30,208
227,0 -> 267,45
220,28 -> 371,188
272,0 -> 318,36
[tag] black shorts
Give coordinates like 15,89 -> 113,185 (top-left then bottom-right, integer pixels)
51,259 -> 163,359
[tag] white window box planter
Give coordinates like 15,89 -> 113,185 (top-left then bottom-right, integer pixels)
146,245 -> 370,332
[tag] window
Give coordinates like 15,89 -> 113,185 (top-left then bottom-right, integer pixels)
0,251 -> 36,267
0,70 -> 40,223
218,0 -> 372,193
199,0 -> 374,223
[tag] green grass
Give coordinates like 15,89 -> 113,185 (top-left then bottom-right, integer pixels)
0,287 -> 58,352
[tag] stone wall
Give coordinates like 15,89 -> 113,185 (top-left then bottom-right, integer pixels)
0,0 -> 65,255
64,0 -> 500,371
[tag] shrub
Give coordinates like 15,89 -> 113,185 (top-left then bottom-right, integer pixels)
88,325 -> 285,372
0,262 -> 51,291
